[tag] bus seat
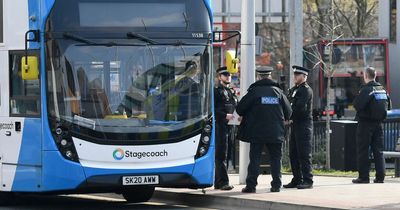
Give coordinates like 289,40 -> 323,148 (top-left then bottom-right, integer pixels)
90,89 -> 112,118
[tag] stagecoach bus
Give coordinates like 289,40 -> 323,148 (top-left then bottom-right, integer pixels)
0,0 -> 239,203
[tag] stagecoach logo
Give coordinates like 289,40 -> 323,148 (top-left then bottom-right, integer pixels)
113,148 -> 125,160
0,122 -> 14,130
113,148 -> 169,160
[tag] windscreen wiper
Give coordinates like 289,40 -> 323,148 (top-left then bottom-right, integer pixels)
63,32 -> 145,47
63,32 -> 97,45
127,32 -> 158,44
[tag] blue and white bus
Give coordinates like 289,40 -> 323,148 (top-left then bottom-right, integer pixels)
0,0 -> 239,203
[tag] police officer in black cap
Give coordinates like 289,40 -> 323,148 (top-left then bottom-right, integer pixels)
214,66 -> 236,190
352,67 -> 391,184
283,65 -> 314,189
237,66 -> 292,193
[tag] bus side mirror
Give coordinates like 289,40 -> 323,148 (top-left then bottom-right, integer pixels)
22,30 -> 40,80
213,30 -> 241,74
226,50 -> 239,74
21,56 -> 39,80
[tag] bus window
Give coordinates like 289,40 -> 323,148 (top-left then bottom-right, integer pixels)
9,51 -> 41,117
0,0 -> 3,43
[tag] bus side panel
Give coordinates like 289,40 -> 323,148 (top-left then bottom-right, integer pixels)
41,151 -> 86,191
16,118 -> 42,165
1,165 -> 16,191
41,99 -> 59,151
0,118 -> 42,192
0,118 -> 24,165
10,165 -> 41,192
192,145 -> 214,185
10,118 -> 42,192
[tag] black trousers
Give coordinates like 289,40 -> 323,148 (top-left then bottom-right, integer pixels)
246,142 -> 282,189
289,121 -> 313,184
356,121 -> 385,180
214,122 -> 229,187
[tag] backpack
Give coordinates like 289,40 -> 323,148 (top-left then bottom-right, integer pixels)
369,86 -> 389,121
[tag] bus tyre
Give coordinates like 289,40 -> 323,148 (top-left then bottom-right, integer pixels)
122,186 -> 155,203
0,192 -> 15,205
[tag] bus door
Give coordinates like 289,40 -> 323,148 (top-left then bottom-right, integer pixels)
0,50 -> 42,191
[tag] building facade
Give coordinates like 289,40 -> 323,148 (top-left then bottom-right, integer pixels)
379,0 -> 400,108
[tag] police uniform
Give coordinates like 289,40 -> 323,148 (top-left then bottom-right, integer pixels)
214,67 -> 236,190
284,65 -> 314,189
236,66 -> 292,193
352,78 -> 391,184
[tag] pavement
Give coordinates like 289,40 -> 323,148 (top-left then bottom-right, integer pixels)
152,174 -> 400,210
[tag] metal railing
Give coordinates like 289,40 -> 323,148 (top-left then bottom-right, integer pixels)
282,121 -> 327,167
383,118 -> 400,151
232,113 -> 400,169
281,118 -> 400,168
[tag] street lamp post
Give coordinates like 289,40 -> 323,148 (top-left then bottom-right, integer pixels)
239,0 -> 256,184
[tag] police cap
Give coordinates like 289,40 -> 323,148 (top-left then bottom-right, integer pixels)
256,66 -> 273,75
216,66 -> 229,74
292,65 -> 311,76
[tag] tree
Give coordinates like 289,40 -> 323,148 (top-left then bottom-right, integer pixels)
303,0 -> 344,169
333,0 -> 378,37
304,0 -> 378,40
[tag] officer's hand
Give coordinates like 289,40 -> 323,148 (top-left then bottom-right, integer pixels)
226,114 -> 234,121
238,116 -> 242,122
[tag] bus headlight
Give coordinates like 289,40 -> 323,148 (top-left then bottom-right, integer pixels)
65,150 -> 73,158
201,136 -> 210,144
198,147 -> 207,156
52,125 -> 79,163
195,118 -> 212,158
204,125 -> 212,133
55,127 -> 63,135
196,135 -> 210,158
60,139 -> 68,147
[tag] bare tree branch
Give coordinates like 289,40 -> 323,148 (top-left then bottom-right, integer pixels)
333,0 -> 356,36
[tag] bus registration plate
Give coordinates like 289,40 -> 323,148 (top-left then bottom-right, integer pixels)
122,175 -> 159,185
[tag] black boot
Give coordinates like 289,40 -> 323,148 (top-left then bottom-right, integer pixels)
297,182 -> 313,189
283,181 -> 299,188
373,179 -> 384,183
241,186 -> 256,193
219,184 -> 234,190
352,178 -> 369,184
270,187 -> 280,192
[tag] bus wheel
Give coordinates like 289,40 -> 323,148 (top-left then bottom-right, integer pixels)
122,186 -> 155,203
0,192 -> 15,205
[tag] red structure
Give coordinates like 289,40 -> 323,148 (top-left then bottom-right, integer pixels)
304,38 -> 389,119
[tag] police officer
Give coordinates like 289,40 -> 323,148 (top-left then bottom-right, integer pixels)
237,66 -> 292,193
283,65 -> 314,189
214,66 -> 236,190
352,67 -> 391,184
